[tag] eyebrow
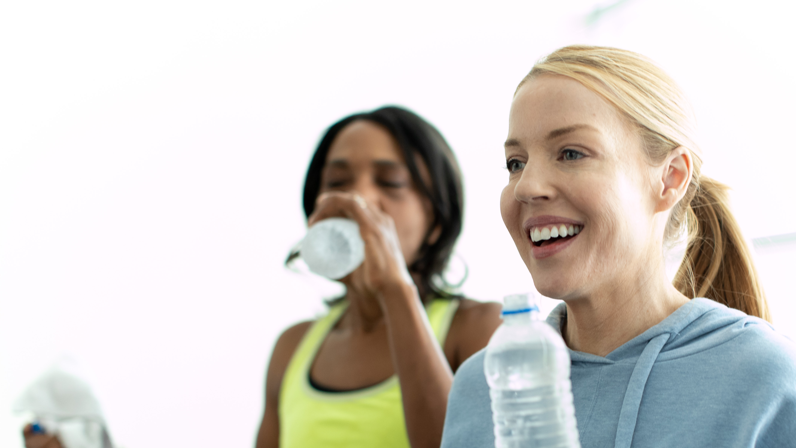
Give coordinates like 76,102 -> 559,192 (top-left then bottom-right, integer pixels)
546,124 -> 595,140
504,138 -> 521,148
325,159 -> 404,168
504,124 -> 597,148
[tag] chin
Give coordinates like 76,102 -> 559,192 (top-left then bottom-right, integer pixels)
530,275 -> 574,301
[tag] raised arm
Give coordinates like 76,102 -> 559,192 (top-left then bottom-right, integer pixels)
309,192 -> 502,448
380,290 -> 502,448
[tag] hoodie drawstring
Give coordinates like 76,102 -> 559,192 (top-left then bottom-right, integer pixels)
614,333 -> 671,448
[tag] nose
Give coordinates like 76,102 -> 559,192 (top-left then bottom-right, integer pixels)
350,175 -> 382,209
513,163 -> 554,204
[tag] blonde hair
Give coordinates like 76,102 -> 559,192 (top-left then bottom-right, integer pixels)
518,45 -> 770,321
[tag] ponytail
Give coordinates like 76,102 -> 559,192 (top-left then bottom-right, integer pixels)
673,177 -> 771,322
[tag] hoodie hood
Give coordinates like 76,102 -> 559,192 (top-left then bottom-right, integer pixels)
545,298 -> 769,448
545,297 -> 761,363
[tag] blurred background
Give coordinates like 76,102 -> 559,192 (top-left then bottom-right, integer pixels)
1,0 -> 794,446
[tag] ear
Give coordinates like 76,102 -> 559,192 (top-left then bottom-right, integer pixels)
655,146 -> 693,213
427,224 -> 443,246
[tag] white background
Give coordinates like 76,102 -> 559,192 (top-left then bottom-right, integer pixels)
1,1 -> 795,447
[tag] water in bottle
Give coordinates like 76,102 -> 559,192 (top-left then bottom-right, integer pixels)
484,293 -> 580,448
301,218 -> 365,280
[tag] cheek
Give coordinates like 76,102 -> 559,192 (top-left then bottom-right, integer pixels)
577,175 -> 647,262
579,183 -> 622,241
393,196 -> 433,261
500,185 -> 519,237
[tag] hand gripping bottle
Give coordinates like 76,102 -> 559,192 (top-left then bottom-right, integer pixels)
484,293 -> 580,448
301,218 -> 365,280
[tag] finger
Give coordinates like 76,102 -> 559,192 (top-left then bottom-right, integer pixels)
308,193 -> 380,237
309,192 -> 345,225
352,194 -> 368,210
310,192 -> 367,221
316,192 -> 368,210
42,435 -> 62,448
24,434 -> 53,448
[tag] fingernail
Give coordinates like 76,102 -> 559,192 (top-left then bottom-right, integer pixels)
353,194 -> 367,209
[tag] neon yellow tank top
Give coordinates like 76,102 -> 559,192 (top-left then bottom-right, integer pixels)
279,299 -> 460,448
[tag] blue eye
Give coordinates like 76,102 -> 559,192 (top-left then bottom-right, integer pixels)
506,159 -> 525,173
562,149 -> 584,161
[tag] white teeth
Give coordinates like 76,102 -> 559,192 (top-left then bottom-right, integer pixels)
530,223 -> 583,242
540,227 -> 551,240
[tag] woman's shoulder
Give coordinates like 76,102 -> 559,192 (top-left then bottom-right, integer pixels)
706,301 -> 796,364
445,298 -> 502,370
276,320 -> 315,352
264,320 -> 316,404
692,305 -> 796,386
729,322 -> 796,442
736,319 -> 796,377
451,298 -> 502,321
273,302 -> 348,354
669,299 -> 795,365
266,321 -> 315,379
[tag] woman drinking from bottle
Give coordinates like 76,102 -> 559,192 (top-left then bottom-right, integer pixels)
255,106 -> 502,448
441,46 -> 796,447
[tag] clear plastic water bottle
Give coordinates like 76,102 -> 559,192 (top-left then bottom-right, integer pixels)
301,218 -> 365,280
484,293 -> 580,448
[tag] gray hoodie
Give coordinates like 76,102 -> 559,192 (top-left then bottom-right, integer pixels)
441,298 -> 796,448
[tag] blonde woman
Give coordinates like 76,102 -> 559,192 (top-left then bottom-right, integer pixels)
441,46 -> 796,448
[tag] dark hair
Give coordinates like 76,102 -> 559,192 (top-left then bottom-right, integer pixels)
296,105 -> 465,304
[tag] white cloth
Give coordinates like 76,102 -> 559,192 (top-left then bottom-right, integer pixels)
13,360 -> 113,448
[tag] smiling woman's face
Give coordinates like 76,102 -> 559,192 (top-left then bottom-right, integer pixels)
500,74 -> 661,301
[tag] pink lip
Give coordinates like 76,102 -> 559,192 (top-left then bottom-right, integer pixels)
531,235 -> 578,259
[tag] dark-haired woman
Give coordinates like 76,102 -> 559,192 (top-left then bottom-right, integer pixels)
255,106 -> 502,448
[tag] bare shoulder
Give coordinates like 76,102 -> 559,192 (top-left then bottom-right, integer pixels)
446,298 -> 502,370
454,298 -> 502,319
277,320 -> 314,352
270,321 -> 314,368
265,320 -> 314,394
450,299 -> 502,340
257,320 -> 314,448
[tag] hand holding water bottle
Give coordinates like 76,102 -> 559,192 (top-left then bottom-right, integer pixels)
306,192 -> 416,300
22,423 -> 63,448
301,217 -> 365,280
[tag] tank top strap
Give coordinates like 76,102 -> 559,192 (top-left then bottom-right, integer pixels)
425,298 -> 460,346
283,301 -> 348,387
